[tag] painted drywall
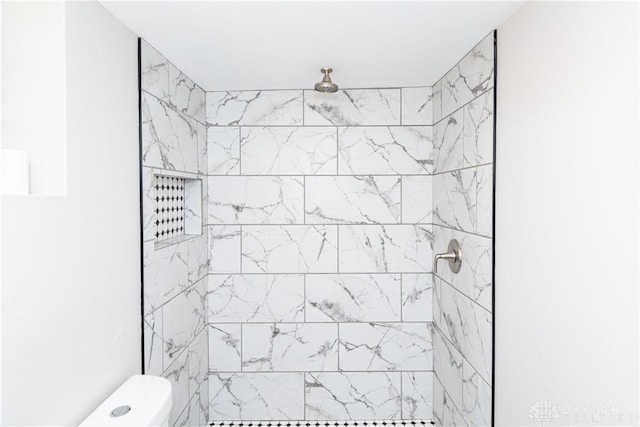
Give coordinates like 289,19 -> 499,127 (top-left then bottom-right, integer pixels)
1,2 -> 140,425
1,1 -> 67,195
496,2 -> 639,425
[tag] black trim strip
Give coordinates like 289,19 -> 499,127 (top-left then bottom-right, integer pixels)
137,37 -> 146,375
491,29 -> 498,427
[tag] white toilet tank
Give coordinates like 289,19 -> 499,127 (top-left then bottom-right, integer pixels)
79,375 -> 172,426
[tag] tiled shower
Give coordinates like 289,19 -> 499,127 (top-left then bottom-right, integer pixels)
141,32 -> 494,427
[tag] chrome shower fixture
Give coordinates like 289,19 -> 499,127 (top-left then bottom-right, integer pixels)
314,67 -> 339,93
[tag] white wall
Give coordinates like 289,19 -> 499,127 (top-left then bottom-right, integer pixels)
2,1 -> 67,195
496,2 -> 639,425
1,2 -> 141,425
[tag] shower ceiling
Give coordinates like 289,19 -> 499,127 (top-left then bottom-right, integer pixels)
100,1 -> 523,90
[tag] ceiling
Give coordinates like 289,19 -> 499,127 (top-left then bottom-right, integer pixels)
100,1 -> 524,92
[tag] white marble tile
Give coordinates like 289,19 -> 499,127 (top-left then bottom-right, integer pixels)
476,165 -> 493,237
208,127 -> 240,175
208,176 -> 304,224
442,391 -> 468,427
188,329 -> 209,395
402,273 -> 433,322
169,63 -> 206,123
196,122 -> 207,175
338,126 -> 432,175
188,234 -> 208,285
165,347 -> 190,426
433,109 -> 464,174
463,89 -> 493,167
241,127 -> 337,175
339,225 -> 433,273
433,225 -> 492,311
440,280 -> 492,384
208,324 -> 241,372
306,274 -> 401,322
242,225 -> 338,273
243,323 -> 338,371
402,176 -> 432,224
142,92 -> 198,173
462,359 -> 491,426
441,33 -> 494,119
142,167 -> 156,242
433,275 -> 443,327
141,40 -> 169,102
143,239 -> 189,315
402,372 -> 433,420
305,372 -> 401,420
402,87 -> 433,125
208,274 -> 304,322
198,378 -> 209,426
433,329 -> 463,413
207,225 -> 241,273
162,281 -> 206,367
432,374 -> 445,426
306,176 -> 401,224
339,323 -> 431,371
304,89 -> 400,126
206,90 -> 303,126
144,310 -> 164,375
433,168 -> 476,232
209,373 -> 304,420
202,175 -> 209,225
432,79 -> 442,124
184,179 -> 202,235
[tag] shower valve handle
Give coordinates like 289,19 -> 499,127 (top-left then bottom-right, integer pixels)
434,239 -> 462,274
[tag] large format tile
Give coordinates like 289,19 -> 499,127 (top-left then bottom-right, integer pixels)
168,63 -> 205,123
241,127 -> 337,175
242,323 -> 338,371
441,33 -> 494,119
162,280 -> 206,368
188,329 -> 209,395
339,323 -> 431,371
143,240 -> 189,315
304,89 -> 400,126
462,359 -> 491,426
432,225 -> 492,311
208,274 -> 304,322
440,280 -> 492,384
208,324 -> 241,372
207,225 -> 241,273
209,373 -> 304,420
402,273 -> 433,322
433,168 -> 477,232
476,165 -> 493,237
188,234 -> 208,285
463,90 -> 494,167
207,90 -> 303,126
402,372 -> 433,420
208,127 -> 240,175
339,225 -> 433,273
401,87 -> 433,125
338,126 -> 432,175
208,176 -> 304,224
164,348 -> 190,426
306,274 -> 401,322
141,40 -> 169,102
433,328 -> 463,413
242,225 -> 338,273
433,109 -> 463,174
432,79 -> 442,124
401,176 -> 432,224
305,176 -> 401,224
141,92 -> 198,173
305,372 -> 401,420
144,310 -> 164,375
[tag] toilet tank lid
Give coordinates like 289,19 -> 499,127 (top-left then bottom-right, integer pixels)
79,375 -> 172,426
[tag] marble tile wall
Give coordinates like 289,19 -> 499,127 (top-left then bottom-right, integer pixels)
431,32 -> 494,427
206,85 -> 436,421
140,40 -> 209,426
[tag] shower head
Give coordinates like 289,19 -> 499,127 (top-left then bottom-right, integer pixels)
314,67 -> 339,93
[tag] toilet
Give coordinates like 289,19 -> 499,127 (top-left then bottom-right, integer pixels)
79,375 -> 172,426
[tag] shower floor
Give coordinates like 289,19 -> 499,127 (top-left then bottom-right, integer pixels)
209,420 -> 434,427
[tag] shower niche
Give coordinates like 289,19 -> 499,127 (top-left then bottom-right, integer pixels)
140,31 -> 495,427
